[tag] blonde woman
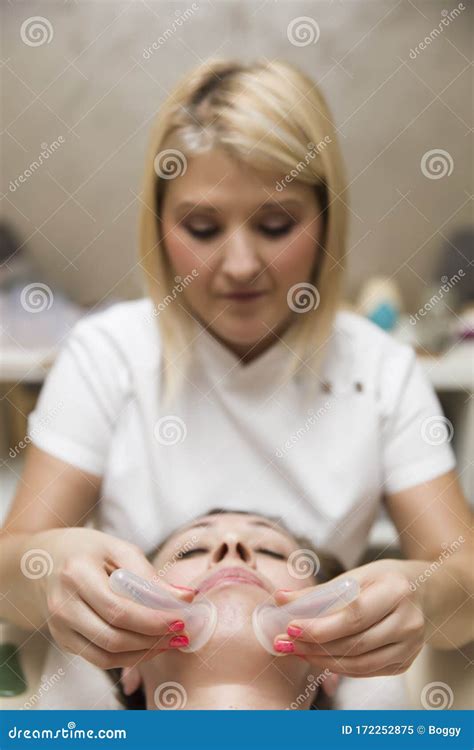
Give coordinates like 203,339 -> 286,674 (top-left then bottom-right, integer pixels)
1,60 -> 472,690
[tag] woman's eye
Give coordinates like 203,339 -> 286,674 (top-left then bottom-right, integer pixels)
256,548 -> 287,560
179,547 -> 208,558
185,222 -> 295,240
259,222 -> 295,238
185,225 -> 219,240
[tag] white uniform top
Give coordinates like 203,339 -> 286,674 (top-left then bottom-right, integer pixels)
27,298 -> 456,569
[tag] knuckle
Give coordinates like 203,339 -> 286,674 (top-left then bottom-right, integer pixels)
405,611 -> 425,637
347,602 -> 364,630
104,598 -> 127,626
98,629 -> 122,654
92,650 -> 112,669
59,558 -> 81,587
46,592 -> 62,616
348,637 -> 366,656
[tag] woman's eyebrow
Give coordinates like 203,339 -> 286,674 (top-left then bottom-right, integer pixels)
174,198 -> 303,213
248,520 -> 293,540
185,520 -> 212,530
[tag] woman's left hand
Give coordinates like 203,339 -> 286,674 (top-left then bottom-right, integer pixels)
273,559 -> 428,677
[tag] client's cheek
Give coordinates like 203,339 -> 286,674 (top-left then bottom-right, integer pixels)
161,562 -> 205,588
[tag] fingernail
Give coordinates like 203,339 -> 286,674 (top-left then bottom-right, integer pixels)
171,584 -> 197,592
287,625 -> 303,638
168,620 -> 185,633
274,640 -> 295,653
169,635 -> 190,648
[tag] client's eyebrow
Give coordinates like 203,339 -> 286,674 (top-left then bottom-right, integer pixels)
248,520 -> 294,540
183,518 -> 292,540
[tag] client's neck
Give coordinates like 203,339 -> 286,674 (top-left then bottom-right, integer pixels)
144,651 -> 316,710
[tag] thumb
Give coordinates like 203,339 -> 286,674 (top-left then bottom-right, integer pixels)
110,541 -> 196,603
273,585 -> 315,605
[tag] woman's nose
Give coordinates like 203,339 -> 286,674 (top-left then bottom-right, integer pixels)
220,231 -> 262,283
210,536 -> 256,567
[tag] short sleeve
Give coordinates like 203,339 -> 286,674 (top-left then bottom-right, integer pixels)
380,345 -> 457,495
27,316 -> 130,476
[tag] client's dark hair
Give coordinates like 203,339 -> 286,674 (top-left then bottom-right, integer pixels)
107,508 -> 345,710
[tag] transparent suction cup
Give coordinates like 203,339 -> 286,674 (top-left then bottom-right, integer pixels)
252,577 -> 360,654
109,569 -> 217,653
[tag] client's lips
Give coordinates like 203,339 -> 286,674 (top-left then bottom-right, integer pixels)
197,567 -> 268,594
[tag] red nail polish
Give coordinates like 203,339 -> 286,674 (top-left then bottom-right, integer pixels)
168,620 -> 185,633
287,625 -> 303,638
169,635 -> 190,648
171,584 -> 197,592
275,640 -> 295,653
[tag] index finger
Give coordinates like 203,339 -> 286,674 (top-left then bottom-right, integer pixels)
76,566 -> 188,636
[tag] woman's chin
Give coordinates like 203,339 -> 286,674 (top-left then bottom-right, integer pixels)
197,586 -> 268,658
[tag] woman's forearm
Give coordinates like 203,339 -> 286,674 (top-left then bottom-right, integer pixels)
0,531 -> 50,630
415,555 -> 474,650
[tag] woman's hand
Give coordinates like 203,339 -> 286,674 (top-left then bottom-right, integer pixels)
272,559 -> 427,677
28,528 -> 196,669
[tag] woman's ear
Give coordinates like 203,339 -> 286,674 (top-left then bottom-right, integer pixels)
121,666 -> 142,696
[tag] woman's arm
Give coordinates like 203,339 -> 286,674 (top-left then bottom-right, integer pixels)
0,444 -> 101,628
384,469 -> 473,650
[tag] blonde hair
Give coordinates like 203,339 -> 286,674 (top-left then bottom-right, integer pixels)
138,58 -> 348,404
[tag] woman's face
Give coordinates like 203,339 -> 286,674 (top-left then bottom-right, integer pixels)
154,511 -> 315,595
137,513 -> 318,706
152,512 -> 316,652
160,148 -> 324,355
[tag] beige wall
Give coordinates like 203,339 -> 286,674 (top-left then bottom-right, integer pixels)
2,0 -> 472,311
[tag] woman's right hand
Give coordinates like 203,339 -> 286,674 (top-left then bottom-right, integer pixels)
29,527 -> 196,669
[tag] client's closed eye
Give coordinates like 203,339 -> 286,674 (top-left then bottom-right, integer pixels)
256,548 -> 287,560
180,547 -> 208,558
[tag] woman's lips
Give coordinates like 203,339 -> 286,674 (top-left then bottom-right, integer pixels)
197,567 -> 268,594
221,291 -> 267,302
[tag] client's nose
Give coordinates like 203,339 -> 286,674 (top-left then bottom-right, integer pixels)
210,534 -> 255,567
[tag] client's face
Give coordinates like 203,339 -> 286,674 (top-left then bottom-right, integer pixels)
157,511 -> 313,594
138,513 -> 319,708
